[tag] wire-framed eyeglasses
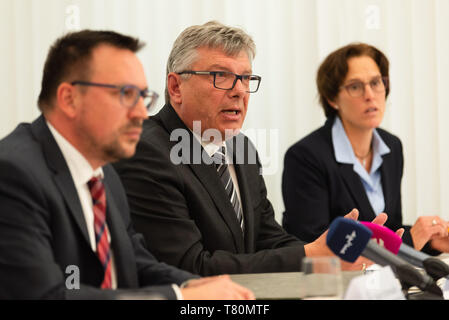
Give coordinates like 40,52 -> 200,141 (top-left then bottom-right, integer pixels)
71,81 -> 159,113
340,76 -> 389,98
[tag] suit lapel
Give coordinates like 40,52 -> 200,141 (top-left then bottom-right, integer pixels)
339,164 -> 376,221
158,105 -> 245,252
31,116 -> 91,245
53,171 -> 91,244
189,161 -> 245,252
103,171 -> 138,288
380,152 -> 393,214
233,162 -> 254,251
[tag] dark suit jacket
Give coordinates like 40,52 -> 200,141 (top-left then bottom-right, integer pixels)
113,104 -> 306,276
282,117 -> 414,246
0,116 -> 195,299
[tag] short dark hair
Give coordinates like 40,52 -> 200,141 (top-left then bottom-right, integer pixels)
316,43 -> 390,119
37,30 -> 145,113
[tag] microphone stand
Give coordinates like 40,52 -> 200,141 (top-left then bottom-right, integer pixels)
394,264 -> 444,300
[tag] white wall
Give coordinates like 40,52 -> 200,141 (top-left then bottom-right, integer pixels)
1,0 -> 449,226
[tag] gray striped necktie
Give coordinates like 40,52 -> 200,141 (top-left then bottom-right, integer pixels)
213,146 -> 244,233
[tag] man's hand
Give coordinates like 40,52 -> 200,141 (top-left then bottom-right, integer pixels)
304,209 -> 359,257
181,275 -> 255,300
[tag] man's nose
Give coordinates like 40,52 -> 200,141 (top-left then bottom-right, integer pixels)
229,77 -> 247,97
129,96 -> 149,120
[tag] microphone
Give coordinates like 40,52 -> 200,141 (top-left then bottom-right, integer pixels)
326,217 -> 443,297
360,221 -> 402,254
360,221 -> 449,281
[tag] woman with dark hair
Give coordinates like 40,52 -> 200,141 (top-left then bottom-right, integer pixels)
282,43 -> 449,254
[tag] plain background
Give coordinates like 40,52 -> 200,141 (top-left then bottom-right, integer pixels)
1,0 -> 449,227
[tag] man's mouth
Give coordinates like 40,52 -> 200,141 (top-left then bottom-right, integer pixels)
222,110 -> 241,115
123,123 -> 143,140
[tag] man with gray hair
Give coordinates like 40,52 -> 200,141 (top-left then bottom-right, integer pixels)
113,21 -> 364,276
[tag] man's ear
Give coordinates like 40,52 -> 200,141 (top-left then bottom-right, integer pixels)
56,82 -> 78,118
167,73 -> 183,106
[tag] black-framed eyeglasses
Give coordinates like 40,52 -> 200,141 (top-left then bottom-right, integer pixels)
71,81 -> 159,113
177,71 -> 262,93
340,76 -> 389,98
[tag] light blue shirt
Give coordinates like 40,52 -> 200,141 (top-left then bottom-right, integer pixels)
332,117 -> 391,215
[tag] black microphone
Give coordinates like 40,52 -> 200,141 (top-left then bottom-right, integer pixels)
398,243 -> 449,281
326,217 -> 443,297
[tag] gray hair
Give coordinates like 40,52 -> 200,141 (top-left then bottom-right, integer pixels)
165,21 -> 256,103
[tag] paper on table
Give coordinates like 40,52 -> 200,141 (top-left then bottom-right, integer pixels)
344,265 -> 405,300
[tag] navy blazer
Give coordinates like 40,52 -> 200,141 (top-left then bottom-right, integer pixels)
113,104 -> 307,276
0,116 -> 195,299
282,117 -> 416,246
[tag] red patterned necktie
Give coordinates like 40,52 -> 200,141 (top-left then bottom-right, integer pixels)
87,177 -> 112,289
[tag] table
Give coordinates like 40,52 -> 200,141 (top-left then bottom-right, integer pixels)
230,271 -> 363,299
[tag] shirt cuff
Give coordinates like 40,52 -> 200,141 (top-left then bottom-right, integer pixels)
172,284 -> 183,300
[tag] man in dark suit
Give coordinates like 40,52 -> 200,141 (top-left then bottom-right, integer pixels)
0,30 -> 254,300
113,21 -> 364,276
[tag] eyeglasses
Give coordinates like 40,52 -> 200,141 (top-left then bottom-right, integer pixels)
177,71 -> 262,93
340,76 -> 389,98
71,81 -> 159,113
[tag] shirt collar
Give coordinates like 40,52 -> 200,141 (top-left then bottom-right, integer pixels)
332,116 -> 390,166
191,129 -> 226,158
47,121 -> 104,187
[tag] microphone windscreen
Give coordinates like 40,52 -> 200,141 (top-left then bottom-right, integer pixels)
326,217 -> 373,262
360,221 -> 402,254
